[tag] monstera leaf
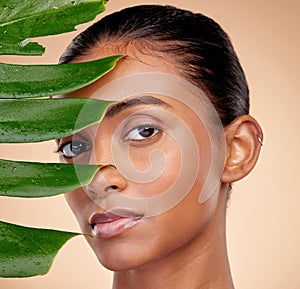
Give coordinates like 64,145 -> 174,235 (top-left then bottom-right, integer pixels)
0,221 -> 81,277
0,159 -> 101,198
0,98 -> 114,142
0,56 -> 121,98
0,0 -> 107,55
0,0 -> 118,278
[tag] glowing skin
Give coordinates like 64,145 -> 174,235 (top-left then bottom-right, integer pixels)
58,46 -> 237,289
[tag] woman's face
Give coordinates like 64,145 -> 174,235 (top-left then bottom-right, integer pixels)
58,46 -> 226,271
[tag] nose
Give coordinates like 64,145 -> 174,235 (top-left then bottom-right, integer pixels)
85,119 -> 128,199
85,165 -> 128,199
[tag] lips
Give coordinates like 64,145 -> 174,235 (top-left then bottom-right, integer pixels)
89,208 -> 143,238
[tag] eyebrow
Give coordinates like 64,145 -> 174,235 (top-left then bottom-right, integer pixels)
104,95 -> 171,118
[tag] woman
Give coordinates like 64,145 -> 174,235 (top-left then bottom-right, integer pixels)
57,5 -> 263,289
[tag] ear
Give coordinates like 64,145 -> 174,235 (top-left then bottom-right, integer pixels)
221,115 -> 263,183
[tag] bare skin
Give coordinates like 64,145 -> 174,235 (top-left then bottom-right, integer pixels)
112,185 -> 233,289
58,42 -> 262,289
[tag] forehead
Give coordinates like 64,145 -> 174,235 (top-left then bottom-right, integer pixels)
62,44 -> 213,125
65,43 -> 179,99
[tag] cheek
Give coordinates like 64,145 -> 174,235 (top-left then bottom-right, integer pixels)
64,189 -> 81,212
156,179 -> 220,249
126,136 -> 182,196
64,189 -> 91,227
123,127 -> 213,201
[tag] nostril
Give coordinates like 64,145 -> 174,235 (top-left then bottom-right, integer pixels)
104,185 -> 119,192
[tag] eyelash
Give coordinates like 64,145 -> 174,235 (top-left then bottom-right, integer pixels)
57,140 -> 92,159
125,125 -> 161,142
57,125 -> 161,158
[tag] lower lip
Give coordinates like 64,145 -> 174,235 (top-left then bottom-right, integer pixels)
92,217 -> 142,238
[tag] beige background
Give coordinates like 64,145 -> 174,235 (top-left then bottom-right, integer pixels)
0,0 -> 299,288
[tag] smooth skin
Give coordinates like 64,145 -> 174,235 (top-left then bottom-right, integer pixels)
58,42 -> 263,289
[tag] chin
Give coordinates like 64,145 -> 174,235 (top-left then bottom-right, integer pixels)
99,257 -> 139,272
87,236 -> 161,272
95,247 -> 151,272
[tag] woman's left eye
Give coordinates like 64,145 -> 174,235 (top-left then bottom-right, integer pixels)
125,126 -> 160,141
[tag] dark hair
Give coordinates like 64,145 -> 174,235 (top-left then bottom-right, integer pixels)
60,5 -> 249,125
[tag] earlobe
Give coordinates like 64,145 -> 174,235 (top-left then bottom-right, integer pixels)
221,115 -> 263,183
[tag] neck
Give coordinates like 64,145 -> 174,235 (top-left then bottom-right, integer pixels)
112,191 -> 234,289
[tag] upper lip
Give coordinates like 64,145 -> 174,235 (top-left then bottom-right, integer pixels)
89,208 -> 144,227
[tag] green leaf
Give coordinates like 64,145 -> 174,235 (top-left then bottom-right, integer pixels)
0,159 -> 100,197
0,56 -> 122,98
0,41 -> 45,56
0,221 -> 80,277
0,0 -> 106,56
0,98 -> 113,143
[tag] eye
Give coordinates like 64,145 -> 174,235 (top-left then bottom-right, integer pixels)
125,126 -> 160,141
57,140 -> 91,158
